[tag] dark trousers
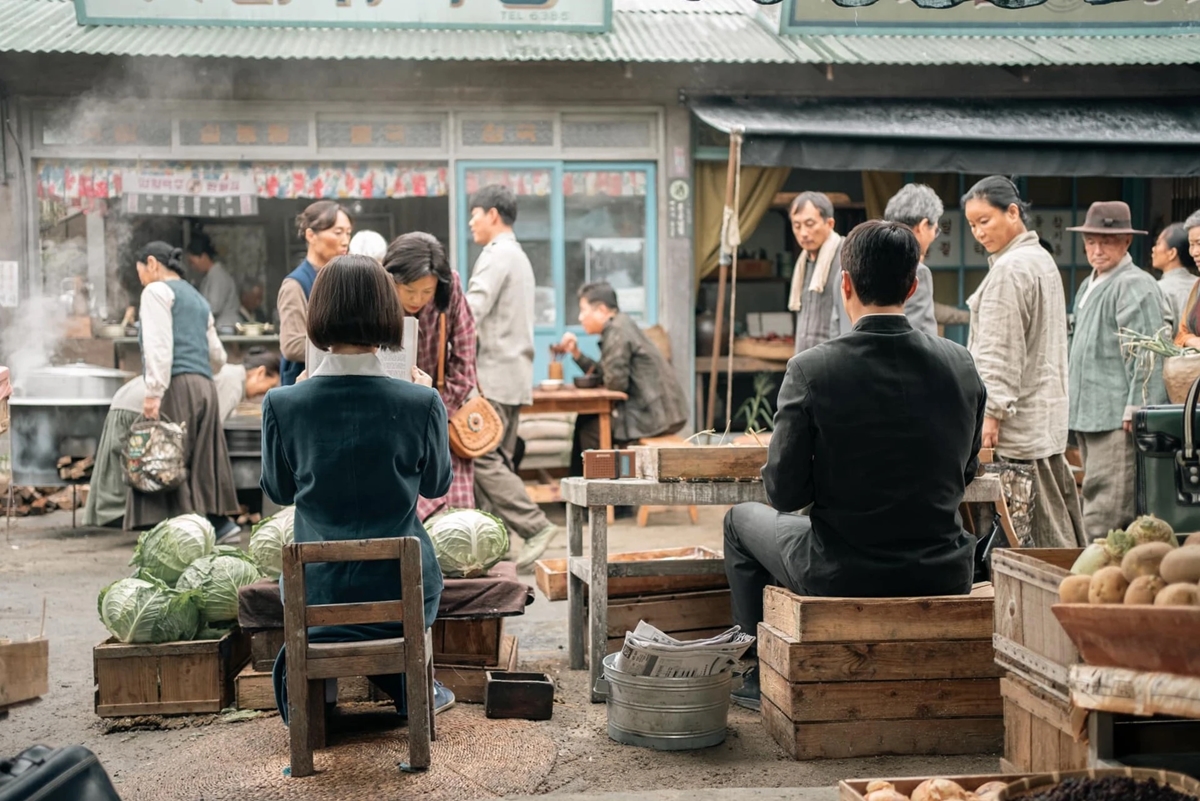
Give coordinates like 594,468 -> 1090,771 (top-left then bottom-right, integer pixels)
723,502 -> 813,655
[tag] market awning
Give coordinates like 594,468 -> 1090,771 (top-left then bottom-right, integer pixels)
689,97 -> 1200,177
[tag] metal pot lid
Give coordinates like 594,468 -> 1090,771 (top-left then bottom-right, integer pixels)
24,362 -> 134,379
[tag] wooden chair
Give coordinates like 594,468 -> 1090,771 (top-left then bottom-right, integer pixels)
281,537 -> 435,778
634,434 -> 700,526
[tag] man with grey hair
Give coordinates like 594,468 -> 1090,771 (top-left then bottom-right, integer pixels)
883,184 -> 941,336
787,191 -> 844,354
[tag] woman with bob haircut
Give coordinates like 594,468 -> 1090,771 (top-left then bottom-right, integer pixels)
261,254 -> 457,722
382,232 -> 477,521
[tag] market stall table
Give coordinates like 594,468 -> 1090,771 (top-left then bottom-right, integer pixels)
562,473 -> 1005,702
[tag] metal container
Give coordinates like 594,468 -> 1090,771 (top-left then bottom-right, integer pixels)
593,653 -> 739,751
9,398 -> 111,486
17,363 -> 133,401
223,414 -> 262,491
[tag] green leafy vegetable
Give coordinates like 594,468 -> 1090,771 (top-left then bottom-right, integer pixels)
426,509 -> 509,578
248,507 -> 295,579
176,550 -> 263,624
97,576 -> 202,643
130,514 -> 216,586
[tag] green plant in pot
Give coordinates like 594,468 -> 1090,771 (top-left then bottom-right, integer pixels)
734,372 -> 777,434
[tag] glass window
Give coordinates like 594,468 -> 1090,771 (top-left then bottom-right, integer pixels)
563,169 -> 648,321
463,168 -> 556,327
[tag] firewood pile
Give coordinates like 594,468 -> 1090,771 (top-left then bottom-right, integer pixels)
4,485 -> 90,516
57,456 -> 94,481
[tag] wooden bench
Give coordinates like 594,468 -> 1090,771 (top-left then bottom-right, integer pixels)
633,434 -> 699,526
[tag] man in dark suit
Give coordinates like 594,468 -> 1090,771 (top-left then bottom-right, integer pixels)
724,220 -> 987,711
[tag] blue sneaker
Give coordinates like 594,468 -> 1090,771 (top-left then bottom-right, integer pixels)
433,680 -> 456,715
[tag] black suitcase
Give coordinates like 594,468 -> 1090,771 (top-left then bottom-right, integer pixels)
0,745 -> 121,801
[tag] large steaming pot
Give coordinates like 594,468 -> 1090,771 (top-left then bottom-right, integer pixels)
16,362 -> 132,401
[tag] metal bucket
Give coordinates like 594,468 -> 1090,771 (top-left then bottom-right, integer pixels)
593,653 -> 739,751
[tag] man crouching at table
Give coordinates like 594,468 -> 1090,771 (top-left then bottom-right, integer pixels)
724,220 -> 987,711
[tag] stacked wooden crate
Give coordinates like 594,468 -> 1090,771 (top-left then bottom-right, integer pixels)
759,585 -> 1003,760
991,548 -> 1089,772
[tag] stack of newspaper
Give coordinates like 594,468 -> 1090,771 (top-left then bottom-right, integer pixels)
613,621 -> 755,678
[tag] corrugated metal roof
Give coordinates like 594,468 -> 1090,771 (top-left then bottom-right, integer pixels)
0,0 -> 1197,65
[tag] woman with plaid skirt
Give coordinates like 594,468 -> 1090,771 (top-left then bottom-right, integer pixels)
383,232 -> 478,522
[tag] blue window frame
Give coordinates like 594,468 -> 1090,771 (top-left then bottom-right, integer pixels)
456,160 -> 658,382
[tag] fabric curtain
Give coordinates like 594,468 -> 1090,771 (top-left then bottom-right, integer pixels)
862,171 -> 905,221
694,161 -> 791,283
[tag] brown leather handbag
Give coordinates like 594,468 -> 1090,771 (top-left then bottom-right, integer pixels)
437,313 -> 504,459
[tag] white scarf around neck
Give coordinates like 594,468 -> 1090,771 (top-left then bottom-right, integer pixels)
788,230 -> 843,312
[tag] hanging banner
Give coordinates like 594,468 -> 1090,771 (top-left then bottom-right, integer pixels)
74,0 -> 610,32
780,0 -> 1199,35
121,169 -> 256,198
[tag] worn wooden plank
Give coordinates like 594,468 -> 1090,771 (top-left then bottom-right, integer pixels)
282,537 -> 314,776
435,635 -> 517,704
236,666 -> 377,711
1000,675 -> 1082,739
0,638 -> 49,707
994,640 -> 1071,702
635,446 -> 767,482
94,639 -> 222,659
1070,664 -> 1200,718
438,618 -> 502,665
1053,603 -> 1200,677
761,662 -> 1001,722
762,586 -> 993,643
540,548 -> 727,601
1003,675 -> 1089,773
605,589 -> 731,639
963,474 -> 1003,503
290,538 -> 400,564
757,622 -> 999,683
158,653 -> 221,707
96,700 -> 225,716
559,477 -> 766,508
251,629 -> 285,672
305,600 -> 407,628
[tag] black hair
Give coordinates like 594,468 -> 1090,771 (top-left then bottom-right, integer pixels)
296,200 -> 353,240
468,184 -> 518,226
1160,222 -> 1198,273
579,282 -> 620,311
961,176 -> 1032,226
382,232 -> 453,312
186,232 -> 216,259
789,191 -> 834,220
841,221 -> 920,307
242,347 -> 281,377
135,241 -> 189,281
307,255 -> 405,351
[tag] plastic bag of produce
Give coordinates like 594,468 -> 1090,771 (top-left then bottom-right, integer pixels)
248,507 -> 296,579
176,548 -> 263,625
130,514 -> 215,586
426,509 -> 509,578
98,576 -> 202,643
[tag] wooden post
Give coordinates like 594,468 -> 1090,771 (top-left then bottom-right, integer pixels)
704,140 -> 741,433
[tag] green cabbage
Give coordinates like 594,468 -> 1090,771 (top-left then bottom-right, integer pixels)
176,548 -> 263,624
98,576 -> 202,643
248,507 -> 296,579
426,509 -> 509,578
130,514 -> 215,586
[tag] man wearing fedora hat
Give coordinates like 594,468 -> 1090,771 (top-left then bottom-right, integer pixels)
1067,201 -> 1168,541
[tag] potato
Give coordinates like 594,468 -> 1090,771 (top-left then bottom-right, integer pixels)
1159,545 -> 1200,585
1088,566 -> 1130,604
911,779 -> 968,801
866,791 -> 910,801
1184,533 -> 1200,547
1120,542 -> 1174,582
1059,574 -> 1092,603
1124,575 -> 1167,605
866,781 -> 896,793
1154,583 -> 1200,607
974,782 -> 1007,796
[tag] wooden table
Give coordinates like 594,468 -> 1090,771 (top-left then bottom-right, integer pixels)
523,387 -> 627,450
562,474 -> 1005,703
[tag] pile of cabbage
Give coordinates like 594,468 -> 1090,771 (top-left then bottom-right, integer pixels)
426,509 -> 509,578
247,506 -> 296,579
98,514 -> 263,643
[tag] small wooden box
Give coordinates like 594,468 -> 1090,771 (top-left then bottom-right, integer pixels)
484,671 -> 554,721
1002,673 -> 1088,773
249,629 -> 285,672
0,637 -> 49,710
534,546 -> 727,602
93,630 -> 250,717
991,548 -> 1084,700
635,445 -> 768,482
436,635 -> 518,704
583,450 -> 637,479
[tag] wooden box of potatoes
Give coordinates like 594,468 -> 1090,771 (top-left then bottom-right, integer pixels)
1052,515 -> 1200,676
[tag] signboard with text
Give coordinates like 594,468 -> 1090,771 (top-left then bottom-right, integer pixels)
780,0 -> 1198,36
74,0 -> 610,32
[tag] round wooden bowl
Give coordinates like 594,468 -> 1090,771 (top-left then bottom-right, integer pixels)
998,767 -> 1200,800
732,337 -> 793,362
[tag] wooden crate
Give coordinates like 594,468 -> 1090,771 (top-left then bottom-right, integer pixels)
249,629 -> 285,672
992,548 -> 1083,700
436,635 -> 518,704
759,586 -> 1002,761
0,637 -> 49,711
93,630 -> 250,718
838,773 -> 1029,801
1002,673 -> 1089,773
634,445 -> 768,482
534,546 -> 727,602
1052,604 -> 1200,677
589,588 -> 732,655
1070,664 -> 1200,719
235,666 -> 382,711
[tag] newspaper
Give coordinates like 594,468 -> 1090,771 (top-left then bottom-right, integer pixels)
306,317 -> 418,381
613,621 -> 755,678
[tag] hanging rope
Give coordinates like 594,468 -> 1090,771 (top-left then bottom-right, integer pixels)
721,130 -> 744,439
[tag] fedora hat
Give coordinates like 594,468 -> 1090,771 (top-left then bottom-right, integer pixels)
1067,201 -> 1147,236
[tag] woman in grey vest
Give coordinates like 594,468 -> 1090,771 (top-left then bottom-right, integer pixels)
124,241 -> 239,531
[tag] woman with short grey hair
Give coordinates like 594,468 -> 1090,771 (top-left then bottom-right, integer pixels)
1172,210 -> 1200,349
883,184 -> 942,336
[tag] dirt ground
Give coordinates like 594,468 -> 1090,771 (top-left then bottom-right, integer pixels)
0,507 -> 999,799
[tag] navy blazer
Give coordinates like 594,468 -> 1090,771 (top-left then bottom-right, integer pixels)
261,373 -> 452,630
763,314 -> 987,598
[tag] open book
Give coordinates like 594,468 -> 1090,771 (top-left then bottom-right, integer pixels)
306,317 -> 418,381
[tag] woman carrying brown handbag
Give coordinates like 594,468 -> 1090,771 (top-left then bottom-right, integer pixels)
382,233 -> 481,522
